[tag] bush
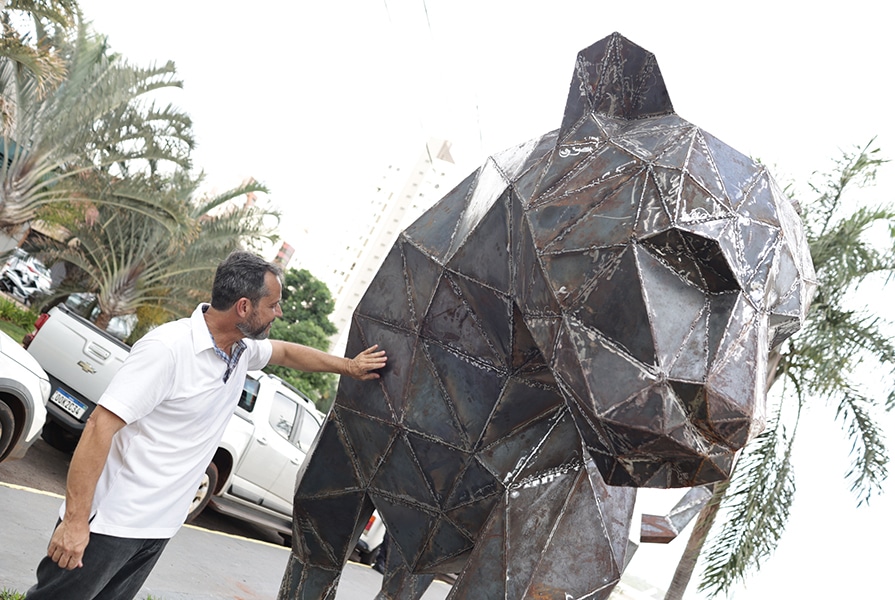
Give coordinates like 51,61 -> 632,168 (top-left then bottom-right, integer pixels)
0,297 -> 38,329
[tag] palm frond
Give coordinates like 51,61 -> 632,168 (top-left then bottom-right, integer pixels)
835,391 -> 889,505
698,405 -> 798,597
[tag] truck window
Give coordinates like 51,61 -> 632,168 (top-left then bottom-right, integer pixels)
296,408 -> 320,449
269,391 -> 297,440
239,377 -> 261,412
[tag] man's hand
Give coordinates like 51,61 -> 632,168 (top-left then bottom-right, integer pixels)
47,405 -> 124,570
346,344 -> 387,380
47,519 -> 90,570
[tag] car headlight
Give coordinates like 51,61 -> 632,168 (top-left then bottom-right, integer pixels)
38,376 -> 51,405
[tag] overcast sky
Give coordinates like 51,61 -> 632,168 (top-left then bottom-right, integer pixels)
77,1 -> 895,598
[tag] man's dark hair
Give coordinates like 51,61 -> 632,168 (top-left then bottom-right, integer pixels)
210,251 -> 282,310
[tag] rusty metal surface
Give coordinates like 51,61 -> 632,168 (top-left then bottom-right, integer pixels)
640,485 -> 714,544
280,32 -> 815,600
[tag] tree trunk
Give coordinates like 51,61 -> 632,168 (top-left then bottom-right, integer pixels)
94,310 -> 112,332
663,483 -> 725,600
664,350 -> 782,599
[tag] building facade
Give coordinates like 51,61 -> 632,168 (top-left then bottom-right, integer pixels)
323,138 -> 459,355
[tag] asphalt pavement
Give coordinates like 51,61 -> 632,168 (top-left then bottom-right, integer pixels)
0,482 -> 451,600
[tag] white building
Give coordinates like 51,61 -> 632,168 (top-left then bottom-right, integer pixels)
323,138 -> 459,355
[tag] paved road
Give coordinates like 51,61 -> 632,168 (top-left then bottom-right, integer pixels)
0,441 -> 452,600
0,483 -> 452,599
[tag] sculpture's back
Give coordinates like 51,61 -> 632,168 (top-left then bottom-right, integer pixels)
279,32 -> 815,600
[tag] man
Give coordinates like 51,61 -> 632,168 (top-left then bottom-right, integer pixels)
26,251 -> 387,600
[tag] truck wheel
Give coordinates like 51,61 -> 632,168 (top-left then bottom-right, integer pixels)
0,400 -> 15,458
187,462 -> 218,522
41,420 -> 78,454
359,544 -> 380,566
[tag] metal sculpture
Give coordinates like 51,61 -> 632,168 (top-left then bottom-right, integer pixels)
279,32 -> 816,600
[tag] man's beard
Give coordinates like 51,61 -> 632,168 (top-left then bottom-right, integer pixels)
237,316 -> 272,340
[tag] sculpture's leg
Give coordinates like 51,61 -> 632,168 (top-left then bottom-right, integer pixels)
278,554 -> 341,600
448,459 -> 636,600
278,415 -> 374,600
373,533 -> 436,600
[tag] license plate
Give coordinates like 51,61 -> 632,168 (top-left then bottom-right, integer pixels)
51,388 -> 87,420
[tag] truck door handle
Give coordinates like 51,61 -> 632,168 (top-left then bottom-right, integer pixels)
256,437 -> 268,446
86,343 -> 111,361
291,458 -> 302,464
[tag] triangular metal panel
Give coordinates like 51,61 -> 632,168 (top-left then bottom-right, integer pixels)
505,468 -> 580,600
370,434 -> 438,508
549,171 -> 649,251
447,494 -> 508,600
353,315 -> 418,418
452,274 -> 513,367
447,158 -> 511,259
636,245 -> 708,372
573,247 -> 656,366
406,432 -> 468,507
370,492 -> 437,571
425,342 -> 506,447
402,237 -> 444,329
421,274 -> 506,369
354,242 -> 414,330
513,410 -> 583,482
681,132 -> 727,205
700,129 -> 761,210
404,170 -> 476,262
444,492 -> 501,540
403,348 -> 465,448
444,457 -> 503,511
447,189 -> 512,294
480,378 -> 565,448
295,417 -> 363,499
334,407 -> 397,487
524,467 -> 623,599
296,492 -> 368,566
416,517 -> 475,573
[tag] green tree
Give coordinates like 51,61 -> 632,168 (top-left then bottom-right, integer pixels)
0,15 -> 193,231
664,140 -> 895,599
35,170 -> 276,333
265,268 -> 339,411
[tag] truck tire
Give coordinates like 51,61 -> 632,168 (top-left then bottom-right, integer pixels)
0,400 -> 15,458
359,544 -> 380,566
41,420 -> 78,454
187,462 -> 218,522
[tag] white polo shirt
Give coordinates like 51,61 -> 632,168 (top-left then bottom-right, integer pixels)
61,304 -> 272,539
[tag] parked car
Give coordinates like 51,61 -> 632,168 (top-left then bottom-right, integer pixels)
0,248 -> 52,306
0,329 -> 51,462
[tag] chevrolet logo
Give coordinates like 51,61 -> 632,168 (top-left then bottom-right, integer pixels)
77,361 -> 97,375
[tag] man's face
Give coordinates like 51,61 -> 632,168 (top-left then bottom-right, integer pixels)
238,272 -> 283,340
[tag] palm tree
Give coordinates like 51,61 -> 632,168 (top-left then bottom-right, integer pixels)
36,170 -> 277,333
0,15 -> 193,232
0,0 -> 78,110
664,140 -> 895,598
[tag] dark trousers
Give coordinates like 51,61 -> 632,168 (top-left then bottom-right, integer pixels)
26,527 -> 169,600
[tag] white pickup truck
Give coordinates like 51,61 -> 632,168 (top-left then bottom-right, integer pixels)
23,301 -> 386,561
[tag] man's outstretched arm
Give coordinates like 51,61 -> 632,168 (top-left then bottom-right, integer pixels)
269,341 -> 386,380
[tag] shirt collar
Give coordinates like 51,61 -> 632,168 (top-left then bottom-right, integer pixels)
193,303 -> 247,383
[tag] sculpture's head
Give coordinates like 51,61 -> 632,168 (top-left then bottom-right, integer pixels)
514,33 -> 816,487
